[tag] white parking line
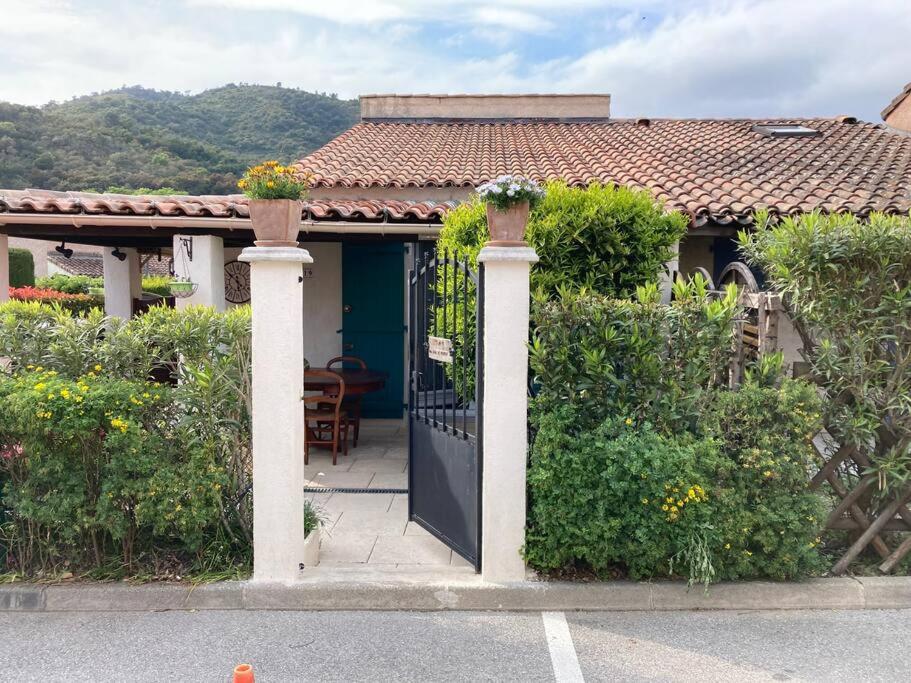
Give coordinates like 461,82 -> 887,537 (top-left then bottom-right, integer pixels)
542,611 -> 585,683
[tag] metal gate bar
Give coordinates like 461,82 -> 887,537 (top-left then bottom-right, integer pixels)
408,248 -> 483,569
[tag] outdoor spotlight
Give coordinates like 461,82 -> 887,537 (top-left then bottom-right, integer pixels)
111,247 -> 127,262
55,242 -> 74,259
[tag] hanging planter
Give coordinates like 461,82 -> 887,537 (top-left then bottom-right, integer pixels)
168,278 -> 198,298
477,175 -> 545,246
238,161 -> 311,247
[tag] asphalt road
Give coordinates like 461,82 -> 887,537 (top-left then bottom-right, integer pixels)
1,609 -> 908,682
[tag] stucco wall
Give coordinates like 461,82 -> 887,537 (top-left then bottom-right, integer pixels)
302,242 -> 343,368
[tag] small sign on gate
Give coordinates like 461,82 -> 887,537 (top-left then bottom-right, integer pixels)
427,336 -> 454,363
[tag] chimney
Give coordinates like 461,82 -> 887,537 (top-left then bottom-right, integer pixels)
882,82 -> 911,132
359,94 -> 611,121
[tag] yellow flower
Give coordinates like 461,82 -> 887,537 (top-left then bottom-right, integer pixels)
266,180 -> 275,188
624,418 -> 633,426
94,364 -> 102,372
641,498 -> 649,505
661,504 -> 669,511
74,395 -> 83,403
35,366 -> 43,372
34,382 -> 46,392
724,543 -> 731,550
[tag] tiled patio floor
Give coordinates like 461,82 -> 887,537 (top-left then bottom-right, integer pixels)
304,419 -> 474,571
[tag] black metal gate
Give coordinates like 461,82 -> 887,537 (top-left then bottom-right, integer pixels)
408,249 -> 483,570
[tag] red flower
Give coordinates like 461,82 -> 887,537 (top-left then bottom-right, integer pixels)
8,286 -> 92,302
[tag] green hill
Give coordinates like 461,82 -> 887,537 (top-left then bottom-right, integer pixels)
0,84 -> 359,195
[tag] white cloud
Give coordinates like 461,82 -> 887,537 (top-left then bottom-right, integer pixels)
547,0 -> 911,119
185,0 -> 643,31
0,0 -> 908,123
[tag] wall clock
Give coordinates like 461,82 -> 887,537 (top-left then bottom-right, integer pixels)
224,260 -> 251,304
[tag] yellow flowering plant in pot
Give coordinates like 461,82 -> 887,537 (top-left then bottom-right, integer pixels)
238,161 -> 311,246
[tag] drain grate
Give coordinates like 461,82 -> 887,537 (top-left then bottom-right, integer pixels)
304,486 -> 408,494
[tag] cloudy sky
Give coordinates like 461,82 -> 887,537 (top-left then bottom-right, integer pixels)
1,0 -> 909,120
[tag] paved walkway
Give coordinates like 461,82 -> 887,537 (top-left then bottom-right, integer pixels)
304,419 -> 473,571
4,608 -> 911,681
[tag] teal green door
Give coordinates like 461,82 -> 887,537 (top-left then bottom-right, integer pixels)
341,243 -> 405,419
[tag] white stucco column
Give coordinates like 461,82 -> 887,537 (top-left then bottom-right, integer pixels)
102,247 -> 140,318
173,234 -> 225,311
659,239 -> 680,304
240,245 -> 312,583
0,233 -> 9,303
477,243 -> 539,582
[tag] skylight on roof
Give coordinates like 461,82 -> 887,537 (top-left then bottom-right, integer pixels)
751,124 -> 821,138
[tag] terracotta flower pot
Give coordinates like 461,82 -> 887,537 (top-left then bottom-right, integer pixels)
486,201 -> 530,246
248,198 -> 302,246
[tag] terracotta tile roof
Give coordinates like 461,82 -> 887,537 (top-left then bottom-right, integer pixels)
296,118 -> 911,226
882,82 -> 911,120
0,190 -> 452,223
47,251 -> 172,278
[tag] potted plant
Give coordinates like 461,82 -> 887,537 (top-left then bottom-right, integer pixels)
238,161 -> 311,246
477,175 -> 545,246
302,500 -> 326,568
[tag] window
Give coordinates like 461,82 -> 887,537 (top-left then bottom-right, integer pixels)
751,124 -> 821,138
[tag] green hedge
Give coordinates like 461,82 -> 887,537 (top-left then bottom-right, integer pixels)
525,281 -> 827,585
0,302 -> 253,579
440,181 -> 688,299
8,249 -> 35,287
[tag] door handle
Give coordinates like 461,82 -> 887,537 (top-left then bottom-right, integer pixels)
343,343 -> 355,351
343,304 -> 353,314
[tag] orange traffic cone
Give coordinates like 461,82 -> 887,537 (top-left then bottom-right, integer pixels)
233,663 -> 254,683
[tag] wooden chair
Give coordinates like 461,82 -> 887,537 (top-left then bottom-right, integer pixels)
326,355 -> 367,448
304,370 -> 350,466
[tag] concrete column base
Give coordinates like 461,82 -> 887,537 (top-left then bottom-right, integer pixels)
477,243 -> 539,583
240,245 -> 313,584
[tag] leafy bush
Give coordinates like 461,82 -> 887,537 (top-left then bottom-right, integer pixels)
8,286 -> 97,315
440,182 -> 687,299
526,278 -> 827,584
140,276 -> 173,298
35,274 -> 98,294
530,277 -> 739,433
527,381 -> 826,586
35,274 -> 173,298
0,370 -> 227,572
436,182 -> 686,399
740,211 -> 911,494
8,249 -> 34,287
0,302 -> 252,579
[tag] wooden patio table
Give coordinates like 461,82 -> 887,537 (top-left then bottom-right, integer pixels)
304,369 -> 387,397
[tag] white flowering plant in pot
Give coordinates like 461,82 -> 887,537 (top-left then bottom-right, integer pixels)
477,175 -> 545,244
477,175 -> 545,210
